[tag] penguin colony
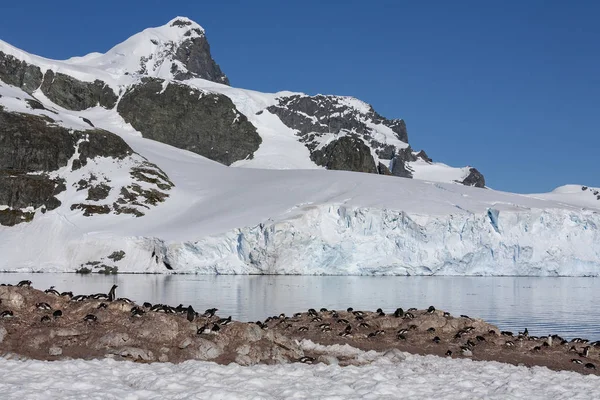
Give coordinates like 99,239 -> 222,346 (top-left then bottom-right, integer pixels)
0,280 -> 598,374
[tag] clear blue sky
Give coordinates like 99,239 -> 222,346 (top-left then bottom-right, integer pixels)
1,0 -> 598,193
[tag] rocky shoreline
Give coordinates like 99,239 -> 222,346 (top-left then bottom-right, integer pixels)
0,282 -> 597,375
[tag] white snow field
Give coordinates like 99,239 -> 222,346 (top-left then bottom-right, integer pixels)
1,18 -> 600,275
0,350 -> 598,399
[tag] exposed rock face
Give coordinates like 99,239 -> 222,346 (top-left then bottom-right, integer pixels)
0,51 -> 43,94
40,70 -> 117,111
170,20 -> 229,84
461,168 -> 486,188
268,94 -> 408,143
311,136 -> 377,173
390,147 -> 418,178
117,78 -> 261,165
267,94 -> 417,176
0,109 -> 173,225
134,18 -> 229,85
0,111 -> 76,172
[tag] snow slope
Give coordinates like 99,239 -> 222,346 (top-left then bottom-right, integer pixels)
1,82 -> 600,275
0,350 -> 598,399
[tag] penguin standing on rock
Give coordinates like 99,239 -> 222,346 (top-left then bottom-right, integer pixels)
187,305 -> 195,322
17,280 -> 32,288
108,285 -> 117,302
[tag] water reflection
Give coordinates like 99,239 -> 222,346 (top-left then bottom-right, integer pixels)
1,274 -> 597,340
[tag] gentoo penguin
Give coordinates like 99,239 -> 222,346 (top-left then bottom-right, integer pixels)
71,295 -> 87,302
203,308 -> 218,318
117,298 -> 134,304
17,280 -> 31,287
217,316 -> 232,325
397,333 -> 407,340
445,350 -> 453,356
460,314 -> 471,319
143,302 -> 153,309
320,308 -> 328,312
107,284 -> 117,302
443,312 -> 451,317
403,312 -> 415,320
53,310 -> 62,318
83,314 -> 97,322
367,332 -> 377,338
585,363 -> 596,370
359,322 -> 370,329
432,336 -> 441,343
427,327 -> 436,333
337,318 -> 349,324
60,291 -> 73,299
0,310 -> 14,318
44,287 -> 60,296
197,324 -> 209,335
407,308 -> 417,312
298,326 -> 309,332
427,306 -> 435,314
505,341 -> 515,347
186,305 -> 195,322
131,307 -> 145,317
460,347 -> 473,357
40,315 -> 51,323
476,336 -> 486,342
344,325 -> 352,334
211,323 -> 221,333
394,308 -> 404,318
347,307 -> 353,312
36,302 -> 52,310
308,308 -> 318,317
501,331 -> 514,337
571,359 -> 583,364
579,346 -> 590,358
299,356 -> 315,364
397,328 -> 408,335
97,303 -> 108,309
312,316 -> 323,322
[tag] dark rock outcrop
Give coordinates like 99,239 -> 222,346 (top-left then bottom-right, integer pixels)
461,168 -> 486,188
40,70 -> 117,111
377,162 -> 392,175
389,147 -> 417,178
171,25 -> 229,84
311,136 -> 377,173
0,109 -> 173,224
117,78 -> 261,165
268,95 -> 408,142
0,51 -> 43,94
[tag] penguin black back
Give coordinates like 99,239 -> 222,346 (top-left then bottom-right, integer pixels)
187,305 -> 195,322
108,284 -> 118,301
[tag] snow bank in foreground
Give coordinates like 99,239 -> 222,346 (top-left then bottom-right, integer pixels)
0,354 -> 598,399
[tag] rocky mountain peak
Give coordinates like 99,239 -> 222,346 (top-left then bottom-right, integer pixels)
63,17 -> 229,85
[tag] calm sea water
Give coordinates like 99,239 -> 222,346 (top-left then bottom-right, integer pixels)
1,274 -> 598,340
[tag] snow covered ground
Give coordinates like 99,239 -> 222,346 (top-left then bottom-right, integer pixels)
0,351 -> 598,399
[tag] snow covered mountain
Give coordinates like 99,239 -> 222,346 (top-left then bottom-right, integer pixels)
0,17 -> 598,275
0,17 -> 483,185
